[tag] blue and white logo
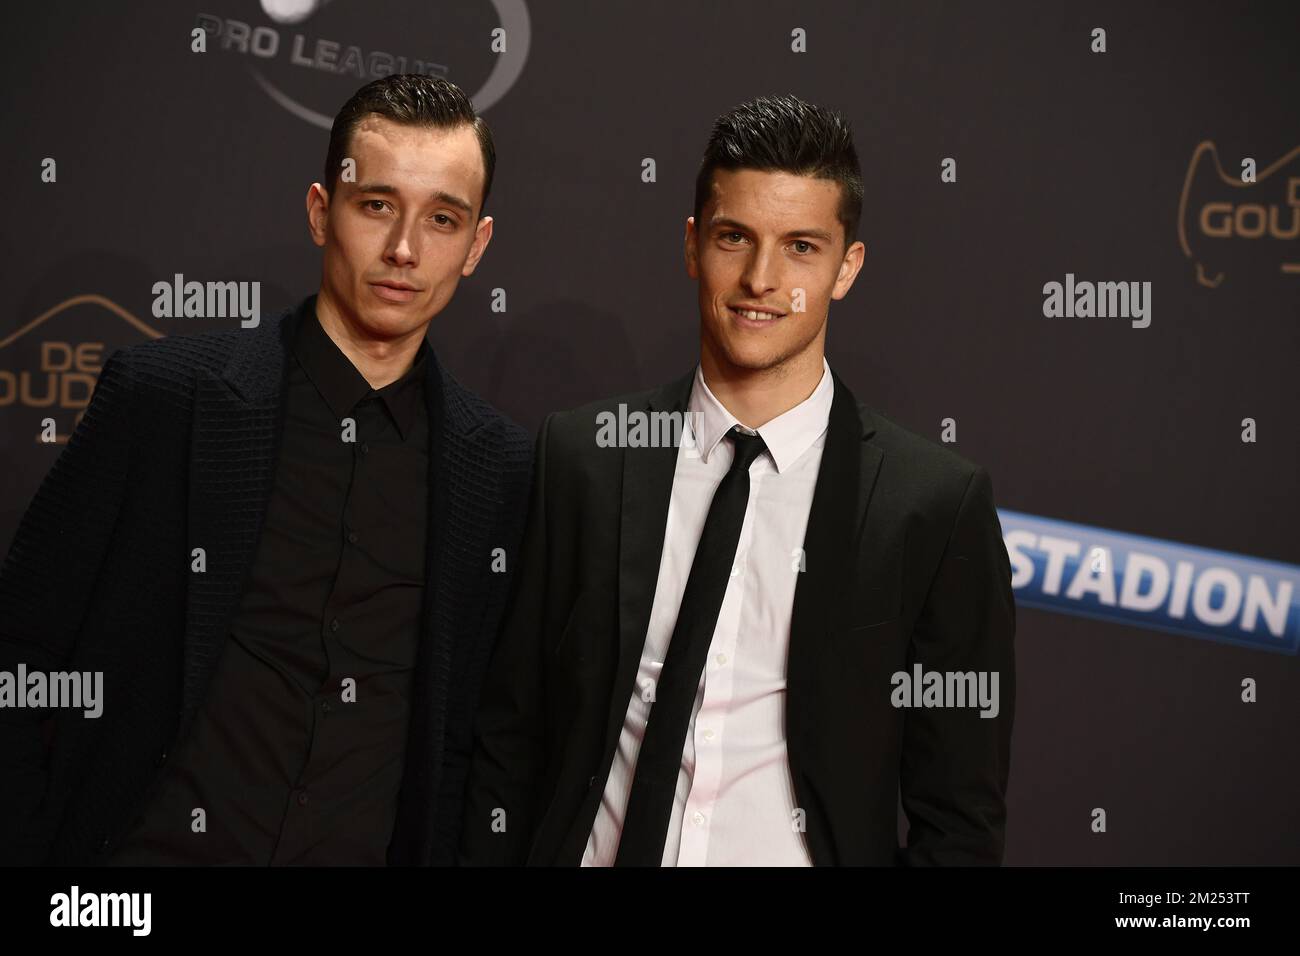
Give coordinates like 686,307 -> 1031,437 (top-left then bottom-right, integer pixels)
999,509 -> 1299,654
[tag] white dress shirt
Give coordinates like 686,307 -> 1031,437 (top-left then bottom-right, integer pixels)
581,358 -> 835,866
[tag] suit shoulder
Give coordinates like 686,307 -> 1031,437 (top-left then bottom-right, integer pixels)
115,316 -> 282,395
439,370 -> 531,467
543,385 -> 660,451
862,404 -> 988,501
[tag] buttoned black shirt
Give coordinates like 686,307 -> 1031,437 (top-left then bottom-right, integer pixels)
111,300 -> 430,864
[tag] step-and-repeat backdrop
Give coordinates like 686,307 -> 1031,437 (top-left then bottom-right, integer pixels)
1,0 -> 1296,864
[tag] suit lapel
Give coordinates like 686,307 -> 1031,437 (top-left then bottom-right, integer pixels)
389,354 -> 501,863
786,371 -> 883,864
608,370 -> 695,756
179,308 -> 298,742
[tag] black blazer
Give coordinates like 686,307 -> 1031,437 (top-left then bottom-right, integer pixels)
0,297 -> 533,866
459,368 -> 1015,865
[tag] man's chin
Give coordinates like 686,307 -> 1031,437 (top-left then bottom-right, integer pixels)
716,346 -> 794,374
350,302 -> 433,339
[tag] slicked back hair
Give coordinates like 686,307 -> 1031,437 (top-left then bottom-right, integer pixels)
693,94 -> 863,246
324,73 -> 495,217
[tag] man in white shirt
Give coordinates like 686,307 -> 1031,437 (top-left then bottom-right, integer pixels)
460,94 -> 1016,866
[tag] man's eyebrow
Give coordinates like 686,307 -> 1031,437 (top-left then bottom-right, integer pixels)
788,228 -> 834,243
708,217 -> 833,243
354,182 -> 474,215
429,190 -> 474,214
708,216 -> 752,233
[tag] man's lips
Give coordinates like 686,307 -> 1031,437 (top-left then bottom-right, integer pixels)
728,304 -> 787,323
370,281 -> 419,303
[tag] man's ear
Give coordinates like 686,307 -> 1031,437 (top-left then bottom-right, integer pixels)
461,215 -> 494,277
306,183 -> 330,249
831,239 -> 866,300
684,216 -> 699,279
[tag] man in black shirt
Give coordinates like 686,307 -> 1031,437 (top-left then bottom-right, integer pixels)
0,75 -> 532,866
110,296 -> 434,864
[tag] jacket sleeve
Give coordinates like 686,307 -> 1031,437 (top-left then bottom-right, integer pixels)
0,347 -> 136,865
456,413 -> 555,866
897,465 -> 1016,866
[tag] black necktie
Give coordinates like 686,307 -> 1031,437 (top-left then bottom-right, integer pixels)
614,428 -> 769,866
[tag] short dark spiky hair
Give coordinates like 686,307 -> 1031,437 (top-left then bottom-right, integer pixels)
693,94 -> 863,246
324,73 -> 495,216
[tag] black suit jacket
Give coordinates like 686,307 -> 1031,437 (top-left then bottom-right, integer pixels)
459,367 -> 1015,865
0,298 -> 533,866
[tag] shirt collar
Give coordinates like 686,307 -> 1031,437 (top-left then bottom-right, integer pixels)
292,299 -> 428,441
687,357 -> 834,474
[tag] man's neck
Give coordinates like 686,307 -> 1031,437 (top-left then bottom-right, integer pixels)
699,348 -> 827,430
314,287 -> 427,390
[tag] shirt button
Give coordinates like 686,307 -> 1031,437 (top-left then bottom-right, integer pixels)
692,812 -> 706,826
155,749 -> 168,767
296,790 -> 309,806
360,443 -> 370,456
347,530 -> 358,544
715,653 -> 727,666
329,618 -> 340,632
703,729 -> 714,741
320,700 -> 332,714
730,565 -> 741,577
